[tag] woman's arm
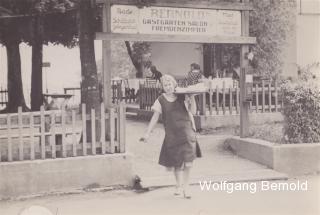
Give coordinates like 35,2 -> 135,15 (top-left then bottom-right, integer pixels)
141,111 -> 160,142
185,95 -> 197,115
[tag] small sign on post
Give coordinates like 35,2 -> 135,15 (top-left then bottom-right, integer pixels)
42,62 -> 51,67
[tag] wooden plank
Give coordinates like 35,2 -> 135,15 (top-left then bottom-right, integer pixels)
216,86 -> 219,115
96,33 -> 256,44
72,110 -> 77,156
7,114 -> 12,162
61,109 -> 67,158
40,106 -> 46,159
209,85 -> 213,115
222,82 -> 226,115
275,81 -> 278,112
109,108 -> 115,153
50,111 -> 56,159
91,108 -> 96,155
100,103 -> 106,154
255,83 -> 259,113
29,112 -> 35,160
236,87 -> 240,114
229,88 -> 233,114
268,82 -> 272,112
96,0 -> 254,11
119,103 -> 126,153
116,108 -> 121,152
18,107 -> 23,161
82,104 -> 87,156
262,80 -> 265,113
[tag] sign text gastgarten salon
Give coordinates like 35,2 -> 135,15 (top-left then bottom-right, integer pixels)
111,5 -> 241,36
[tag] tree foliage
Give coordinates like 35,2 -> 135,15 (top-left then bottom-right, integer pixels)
249,0 -> 296,78
125,41 -> 152,78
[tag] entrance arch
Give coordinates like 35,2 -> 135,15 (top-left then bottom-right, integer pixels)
96,0 -> 256,138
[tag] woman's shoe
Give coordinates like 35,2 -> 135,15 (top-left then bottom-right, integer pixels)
183,190 -> 192,199
174,186 -> 182,196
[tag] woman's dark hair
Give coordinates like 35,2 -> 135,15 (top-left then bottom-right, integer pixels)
190,63 -> 200,70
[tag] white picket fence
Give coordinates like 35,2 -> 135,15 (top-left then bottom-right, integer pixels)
0,103 -> 126,162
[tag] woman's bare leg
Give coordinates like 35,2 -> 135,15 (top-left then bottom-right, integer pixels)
183,166 -> 192,198
174,168 -> 182,195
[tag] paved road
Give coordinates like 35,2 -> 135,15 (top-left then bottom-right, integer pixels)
0,176 -> 319,215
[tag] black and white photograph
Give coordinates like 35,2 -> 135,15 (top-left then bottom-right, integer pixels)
0,0 -> 319,214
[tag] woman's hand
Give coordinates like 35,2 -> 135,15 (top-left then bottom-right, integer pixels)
139,133 -> 150,143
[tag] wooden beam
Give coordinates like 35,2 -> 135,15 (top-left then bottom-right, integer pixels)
102,0 -> 112,107
96,32 -> 256,44
240,0 -> 250,138
96,0 -> 253,11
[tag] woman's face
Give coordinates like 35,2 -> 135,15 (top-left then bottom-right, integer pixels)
162,80 -> 175,94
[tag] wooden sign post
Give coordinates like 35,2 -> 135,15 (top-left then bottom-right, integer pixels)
240,0 -> 250,138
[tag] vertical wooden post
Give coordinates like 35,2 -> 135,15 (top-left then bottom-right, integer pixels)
275,81 -> 278,112
100,103 -> 106,154
72,110 -> 77,156
18,107 -> 23,161
7,114 -> 12,162
40,106 -> 46,159
50,111 -> 56,159
91,108 -> 96,155
30,112 -> 35,160
255,83 -> 259,113
102,0 -> 112,108
61,108 -> 67,158
119,103 -> 126,153
82,104 -> 87,155
240,1 -> 250,138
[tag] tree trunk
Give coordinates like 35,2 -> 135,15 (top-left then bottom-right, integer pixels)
125,41 -> 143,78
79,0 -> 101,143
5,40 -> 28,113
31,16 -> 44,111
79,0 -> 100,112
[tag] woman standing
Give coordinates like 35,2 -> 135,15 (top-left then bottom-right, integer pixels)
141,74 -> 201,199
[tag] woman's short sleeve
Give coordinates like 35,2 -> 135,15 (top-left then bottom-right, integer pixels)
151,99 -> 162,114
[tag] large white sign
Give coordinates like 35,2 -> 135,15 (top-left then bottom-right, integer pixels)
111,5 -> 241,37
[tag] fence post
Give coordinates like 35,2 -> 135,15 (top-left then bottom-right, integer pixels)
275,81 -> 279,112
18,107 -> 23,161
82,104 -> 87,156
119,103 -> 126,153
268,81 -> 272,112
216,86 -> 219,115
101,103 -> 106,154
40,106 -> 46,159
109,107 -> 115,153
50,111 -> 56,159
91,108 -> 96,155
222,81 -> 226,115
236,87 -> 240,114
61,108 -> 67,158
255,83 -> 259,113
72,110 -> 77,156
262,80 -> 265,113
7,114 -> 12,162
209,82 -> 213,115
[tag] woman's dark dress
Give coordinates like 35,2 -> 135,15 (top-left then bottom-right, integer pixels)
158,95 -> 198,168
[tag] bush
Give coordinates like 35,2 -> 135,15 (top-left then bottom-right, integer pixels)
281,80 -> 320,143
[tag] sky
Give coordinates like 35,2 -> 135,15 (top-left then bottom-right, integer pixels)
0,41 -> 102,105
